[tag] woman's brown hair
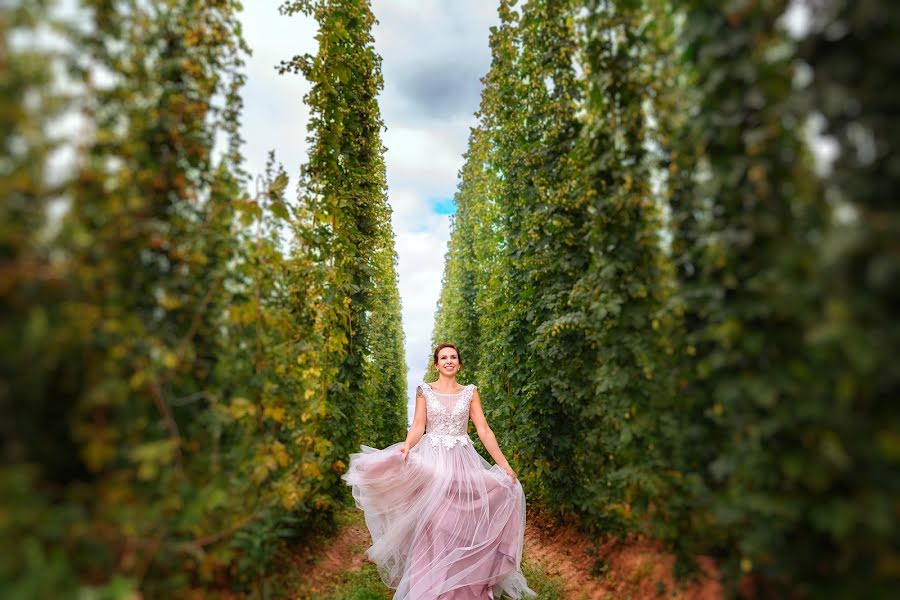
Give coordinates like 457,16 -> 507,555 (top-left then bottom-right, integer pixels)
432,343 -> 463,369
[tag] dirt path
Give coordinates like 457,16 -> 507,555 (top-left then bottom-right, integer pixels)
523,505 -> 722,599
278,508 -> 377,599
284,504 -> 723,599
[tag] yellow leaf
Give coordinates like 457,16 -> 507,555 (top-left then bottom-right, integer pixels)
252,464 -> 269,485
129,371 -> 146,390
137,461 -> 158,481
272,441 -> 289,467
163,352 -> 178,369
159,293 -> 182,310
264,406 -> 285,423
264,455 -> 278,471
82,437 -> 117,472
281,488 -> 303,510
301,462 -> 321,479
228,397 -> 256,419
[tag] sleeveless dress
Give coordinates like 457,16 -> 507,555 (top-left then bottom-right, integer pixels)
341,381 -> 537,599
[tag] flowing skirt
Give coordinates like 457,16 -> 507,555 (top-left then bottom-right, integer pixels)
341,432 -> 537,599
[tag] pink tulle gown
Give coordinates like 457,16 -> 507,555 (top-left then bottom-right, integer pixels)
341,381 -> 537,600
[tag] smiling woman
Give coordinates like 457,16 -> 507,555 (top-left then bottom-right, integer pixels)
342,343 -> 537,599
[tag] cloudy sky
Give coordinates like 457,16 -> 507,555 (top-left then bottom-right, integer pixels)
238,1 -> 501,422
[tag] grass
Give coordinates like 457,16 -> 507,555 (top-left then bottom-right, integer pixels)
318,553 -> 569,600
324,562 -> 390,600
628,558 -> 654,585
520,557 -> 567,599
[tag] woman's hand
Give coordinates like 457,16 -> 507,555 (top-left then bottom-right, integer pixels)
501,464 -> 517,482
399,442 -> 412,462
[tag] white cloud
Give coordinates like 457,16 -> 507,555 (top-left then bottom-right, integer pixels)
238,3 -> 318,182
383,125 -> 468,193
239,1 -> 499,426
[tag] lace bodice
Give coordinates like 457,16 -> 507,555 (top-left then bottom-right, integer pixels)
417,381 -> 476,449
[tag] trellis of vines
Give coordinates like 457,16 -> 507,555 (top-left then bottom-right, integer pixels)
1,0 -> 406,596
432,0 -> 899,596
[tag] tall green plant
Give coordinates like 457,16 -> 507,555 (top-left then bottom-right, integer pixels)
488,0 -> 595,515
53,1 -> 261,593
1,1 -> 84,593
562,0 -> 676,534
0,1 -> 333,595
787,1 -> 900,595
657,1 -> 859,594
278,0 -> 405,494
434,0 -> 898,595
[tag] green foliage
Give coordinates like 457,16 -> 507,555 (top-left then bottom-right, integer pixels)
657,0 -> 830,589
432,0 -> 899,597
567,0 -> 677,534
278,0 -> 407,487
5,0 -> 896,596
789,1 -> 900,595
2,0 -> 404,596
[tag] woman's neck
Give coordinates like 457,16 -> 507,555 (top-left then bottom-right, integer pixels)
432,374 -> 461,391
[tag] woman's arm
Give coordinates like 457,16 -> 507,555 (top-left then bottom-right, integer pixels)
400,387 -> 427,460
469,387 -> 516,479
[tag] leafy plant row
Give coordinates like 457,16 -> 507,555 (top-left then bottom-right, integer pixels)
1,0 -> 405,596
431,0 -> 898,596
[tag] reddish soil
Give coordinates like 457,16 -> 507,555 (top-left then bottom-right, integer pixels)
279,510 -> 374,599
523,504 -> 723,600
283,504 -> 724,599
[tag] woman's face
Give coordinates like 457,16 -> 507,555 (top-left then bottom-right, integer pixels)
435,348 -> 460,377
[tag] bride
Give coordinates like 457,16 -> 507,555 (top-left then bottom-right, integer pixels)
342,343 -> 537,599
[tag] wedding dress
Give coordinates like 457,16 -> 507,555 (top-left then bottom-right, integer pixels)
341,381 -> 537,599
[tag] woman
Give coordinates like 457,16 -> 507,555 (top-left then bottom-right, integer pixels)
341,343 -> 537,599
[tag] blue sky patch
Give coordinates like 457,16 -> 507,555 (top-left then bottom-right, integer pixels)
431,197 -> 457,215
